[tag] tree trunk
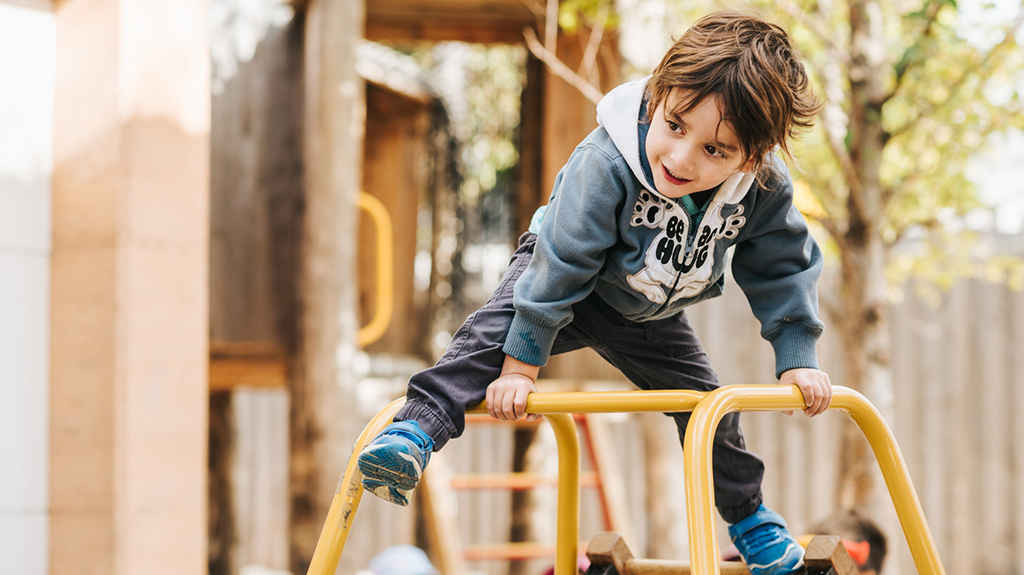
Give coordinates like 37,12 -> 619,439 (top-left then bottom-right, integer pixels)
290,0 -> 366,573
835,0 -> 893,514
835,234 -> 891,511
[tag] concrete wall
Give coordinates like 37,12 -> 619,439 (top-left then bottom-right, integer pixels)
0,4 -> 54,574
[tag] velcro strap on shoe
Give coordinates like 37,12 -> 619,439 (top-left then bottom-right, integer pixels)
728,508 -> 788,538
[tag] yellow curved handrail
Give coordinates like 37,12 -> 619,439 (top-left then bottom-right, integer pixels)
682,385 -> 945,575
306,387 -> 946,575
306,397 -> 406,574
357,192 -> 394,347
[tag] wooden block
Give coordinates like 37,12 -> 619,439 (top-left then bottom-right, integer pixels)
805,535 -> 858,575
587,532 -> 634,575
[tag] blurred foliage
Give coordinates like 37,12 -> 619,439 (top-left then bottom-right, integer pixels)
410,43 -> 525,206
458,45 -> 526,205
558,0 -> 620,34
663,0 -> 1024,297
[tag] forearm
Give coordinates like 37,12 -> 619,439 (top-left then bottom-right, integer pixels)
501,354 -> 540,382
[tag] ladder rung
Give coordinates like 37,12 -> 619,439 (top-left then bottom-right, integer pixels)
464,541 -> 590,561
450,471 -> 600,490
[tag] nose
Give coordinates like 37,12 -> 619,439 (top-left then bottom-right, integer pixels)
669,141 -> 698,173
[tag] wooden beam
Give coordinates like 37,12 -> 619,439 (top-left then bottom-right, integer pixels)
209,341 -> 288,391
365,21 -> 531,44
587,533 -> 859,575
364,0 -> 536,43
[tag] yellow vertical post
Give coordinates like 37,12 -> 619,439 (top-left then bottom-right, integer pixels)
546,413 -> 581,575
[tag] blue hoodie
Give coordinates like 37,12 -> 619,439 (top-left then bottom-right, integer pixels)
501,78 -> 824,378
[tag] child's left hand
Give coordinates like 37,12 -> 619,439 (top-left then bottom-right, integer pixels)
780,368 -> 832,417
486,373 -> 541,421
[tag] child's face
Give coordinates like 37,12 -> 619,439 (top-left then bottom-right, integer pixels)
645,89 -> 756,199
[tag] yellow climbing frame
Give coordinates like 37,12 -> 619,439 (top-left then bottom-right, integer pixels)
306,386 -> 946,575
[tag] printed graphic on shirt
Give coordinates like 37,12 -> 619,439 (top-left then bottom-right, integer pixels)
626,191 -> 746,304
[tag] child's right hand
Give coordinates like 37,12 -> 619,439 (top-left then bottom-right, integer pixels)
486,373 -> 541,421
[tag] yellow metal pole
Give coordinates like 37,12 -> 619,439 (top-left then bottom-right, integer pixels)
682,385 -> 946,575
524,389 -> 705,414
546,413 -> 581,575
306,398 -> 406,575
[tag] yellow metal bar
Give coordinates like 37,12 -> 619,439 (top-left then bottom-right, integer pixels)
467,389 -> 705,415
357,191 -> 394,347
306,397 -> 406,575
547,412 -> 581,575
682,385 -> 945,575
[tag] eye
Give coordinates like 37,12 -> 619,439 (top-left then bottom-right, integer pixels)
705,145 -> 725,158
667,121 -> 681,133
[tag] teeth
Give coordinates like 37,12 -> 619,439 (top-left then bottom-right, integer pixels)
666,166 -> 687,181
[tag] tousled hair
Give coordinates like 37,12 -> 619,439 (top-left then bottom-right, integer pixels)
645,11 -> 824,176
810,511 -> 888,573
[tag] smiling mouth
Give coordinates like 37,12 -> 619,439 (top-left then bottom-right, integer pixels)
662,165 -> 691,185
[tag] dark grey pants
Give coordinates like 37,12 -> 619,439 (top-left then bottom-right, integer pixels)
396,233 -> 764,522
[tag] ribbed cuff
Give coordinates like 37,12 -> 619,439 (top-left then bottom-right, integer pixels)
768,323 -> 822,378
501,313 -> 558,367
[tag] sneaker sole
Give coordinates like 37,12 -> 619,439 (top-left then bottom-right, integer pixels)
745,544 -> 804,575
357,446 -> 423,489
361,477 -> 412,506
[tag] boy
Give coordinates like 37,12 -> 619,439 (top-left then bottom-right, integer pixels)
358,11 -> 832,575
807,512 -> 888,574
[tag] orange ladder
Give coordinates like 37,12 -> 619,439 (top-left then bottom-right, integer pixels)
427,412 -> 631,564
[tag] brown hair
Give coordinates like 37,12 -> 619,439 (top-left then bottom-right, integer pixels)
646,11 -> 824,175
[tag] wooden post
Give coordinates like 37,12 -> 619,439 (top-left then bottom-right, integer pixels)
291,0 -> 367,573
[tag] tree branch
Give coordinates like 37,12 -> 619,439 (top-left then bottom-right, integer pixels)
818,212 -> 849,252
579,0 -> 610,84
517,0 -> 546,18
890,0 -> 948,97
820,109 -> 862,201
523,26 -> 605,105
890,9 -> 1024,138
774,0 -> 848,61
545,0 -> 558,54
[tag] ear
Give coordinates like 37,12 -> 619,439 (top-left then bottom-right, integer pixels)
739,156 -> 758,174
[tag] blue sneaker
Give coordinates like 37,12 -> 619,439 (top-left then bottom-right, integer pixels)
728,505 -> 805,575
357,421 -> 434,506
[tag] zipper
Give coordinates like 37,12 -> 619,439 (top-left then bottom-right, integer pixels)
654,203 -> 706,316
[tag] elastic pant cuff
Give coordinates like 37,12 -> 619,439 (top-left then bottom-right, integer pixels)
718,492 -> 764,525
394,400 -> 456,451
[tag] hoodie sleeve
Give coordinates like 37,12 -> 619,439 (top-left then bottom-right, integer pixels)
502,141 -> 629,366
731,170 -> 825,378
